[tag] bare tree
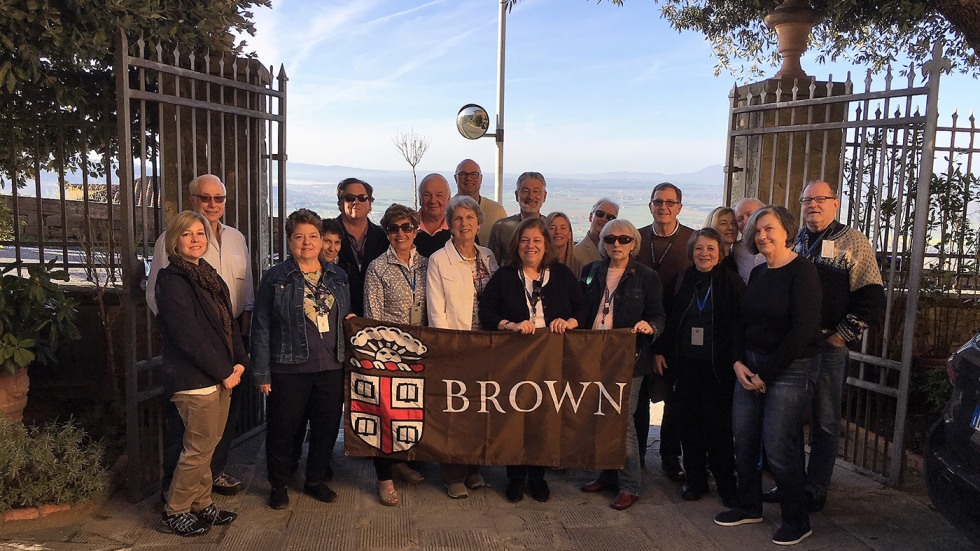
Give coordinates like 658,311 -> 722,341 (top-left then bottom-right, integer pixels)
392,129 -> 431,209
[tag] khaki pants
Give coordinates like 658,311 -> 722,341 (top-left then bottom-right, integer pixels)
165,386 -> 231,514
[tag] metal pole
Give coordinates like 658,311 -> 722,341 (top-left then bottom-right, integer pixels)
494,0 -> 506,203
891,42 -> 948,486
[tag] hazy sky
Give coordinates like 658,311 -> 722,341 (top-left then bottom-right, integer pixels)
245,0 -> 979,176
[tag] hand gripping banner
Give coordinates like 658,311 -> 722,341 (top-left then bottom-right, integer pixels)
343,317 -> 637,470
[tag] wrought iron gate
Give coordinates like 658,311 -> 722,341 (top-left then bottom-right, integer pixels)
114,32 -> 287,500
723,44 -> 964,486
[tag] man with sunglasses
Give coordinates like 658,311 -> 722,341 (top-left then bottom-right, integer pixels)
637,182 -> 694,484
573,198 -> 620,274
147,173 -> 255,498
414,173 -> 453,258
487,171 -> 548,267
333,177 -> 388,316
453,159 -> 507,247
760,180 -> 884,512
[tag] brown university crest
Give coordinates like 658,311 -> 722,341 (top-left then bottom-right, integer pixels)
348,325 -> 427,454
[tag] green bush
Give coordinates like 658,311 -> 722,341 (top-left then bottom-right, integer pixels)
0,416 -> 108,511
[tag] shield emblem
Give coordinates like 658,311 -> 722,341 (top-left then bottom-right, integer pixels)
349,371 -> 424,453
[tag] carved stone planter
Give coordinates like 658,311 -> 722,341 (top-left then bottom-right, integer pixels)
0,368 -> 30,423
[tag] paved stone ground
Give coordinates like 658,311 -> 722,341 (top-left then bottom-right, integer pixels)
0,425 -> 974,551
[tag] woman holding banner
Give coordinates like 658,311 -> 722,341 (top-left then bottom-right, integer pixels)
579,218 -> 665,511
479,217 -> 587,503
426,195 -> 498,499
251,208 -> 352,511
363,204 -> 428,506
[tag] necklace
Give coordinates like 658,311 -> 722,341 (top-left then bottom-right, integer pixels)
453,240 -> 476,261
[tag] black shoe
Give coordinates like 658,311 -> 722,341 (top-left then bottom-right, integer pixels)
762,486 -> 779,503
193,503 -> 238,526
211,472 -> 243,496
528,478 -> 550,502
304,482 -> 338,503
805,491 -> 826,513
159,512 -> 210,537
505,478 -> 525,502
661,456 -> 686,483
268,486 -> 289,510
681,484 -> 705,501
713,509 -> 763,527
772,523 -> 812,545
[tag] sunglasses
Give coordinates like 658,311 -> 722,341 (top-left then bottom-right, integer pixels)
192,194 -> 226,204
385,223 -> 417,234
651,199 -> 680,208
593,209 -> 616,221
603,235 -> 635,245
342,194 -> 372,203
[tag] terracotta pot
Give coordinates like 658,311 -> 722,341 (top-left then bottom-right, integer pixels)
0,368 -> 30,423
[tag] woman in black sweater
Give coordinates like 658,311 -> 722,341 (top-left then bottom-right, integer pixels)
156,211 -> 247,537
479,217 -> 587,503
655,228 -> 744,506
713,205 -> 822,547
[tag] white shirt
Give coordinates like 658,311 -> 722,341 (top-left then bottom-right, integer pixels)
426,239 -> 498,330
146,222 -> 255,316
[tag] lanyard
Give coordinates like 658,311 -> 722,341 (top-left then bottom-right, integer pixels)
519,268 -> 544,321
304,271 -> 333,311
649,240 -> 672,267
695,284 -> 712,315
600,285 -> 614,329
802,226 -> 832,258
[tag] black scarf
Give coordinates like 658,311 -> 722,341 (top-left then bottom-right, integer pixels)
168,255 -> 234,356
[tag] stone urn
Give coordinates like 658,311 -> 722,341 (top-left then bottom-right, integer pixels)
764,0 -> 825,80
0,368 -> 29,423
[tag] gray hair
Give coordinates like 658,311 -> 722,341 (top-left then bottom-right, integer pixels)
516,171 -> 546,190
446,195 -> 484,227
598,219 -> 642,259
418,173 -> 450,195
650,182 -> 682,204
188,174 -> 225,195
591,197 -> 620,213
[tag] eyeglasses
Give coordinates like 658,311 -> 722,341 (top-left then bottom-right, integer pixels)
799,195 -> 837,205
456,171 -> 481,180
650,199 -> 680,208
342,194 -> 372,203
385,223 -> 417,234
192,194 -> 226,204
593,209 -> 617,221
603,235 -> 635,245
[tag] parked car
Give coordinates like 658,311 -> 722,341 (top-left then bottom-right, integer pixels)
925,331 -> 980,545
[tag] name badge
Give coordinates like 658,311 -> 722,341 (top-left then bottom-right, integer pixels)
691,327 -> 704,346
821,240 -> 836,259
409,303 -> 423,325
317,313 -> 330,334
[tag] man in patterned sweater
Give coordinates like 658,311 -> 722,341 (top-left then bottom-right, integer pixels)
780,180 -> 885,512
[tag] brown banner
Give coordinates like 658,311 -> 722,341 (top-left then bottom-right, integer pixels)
343,317 -> 637,470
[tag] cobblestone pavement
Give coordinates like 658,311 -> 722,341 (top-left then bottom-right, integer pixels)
0,427 -> 974,551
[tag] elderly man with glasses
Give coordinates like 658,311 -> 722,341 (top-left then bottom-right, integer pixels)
487,171 -> 548,267
637,182 -> 695,484
453,159 -> 507,247
333,177 -> 389,317
573,198 -> 620,275
147,173 -> 255,499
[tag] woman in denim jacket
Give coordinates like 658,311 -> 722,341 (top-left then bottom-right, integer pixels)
251,209 -> 351,510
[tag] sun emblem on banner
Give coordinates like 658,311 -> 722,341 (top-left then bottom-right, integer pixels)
348,326 -> 427,454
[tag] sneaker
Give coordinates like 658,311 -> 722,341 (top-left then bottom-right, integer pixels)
159,512 -> 210,537
713,509 -> 764,527
193,503 -> 238,526
464,473 -> 486,490
772,524 -> 812,546
268,486 -> 289,510
446,482 -> 469,499
303,482 -> 338,503
211,472 -> 243,496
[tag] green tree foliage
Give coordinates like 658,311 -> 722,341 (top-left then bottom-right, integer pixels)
0,0 -> 269,185
510,1 -> 980,77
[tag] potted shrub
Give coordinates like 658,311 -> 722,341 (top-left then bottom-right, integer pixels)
0,259 -> 81,422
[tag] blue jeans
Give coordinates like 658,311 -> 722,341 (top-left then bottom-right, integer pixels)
733,352 -> 810,530
805,344 -> 849,498
598,375 -> 644,495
